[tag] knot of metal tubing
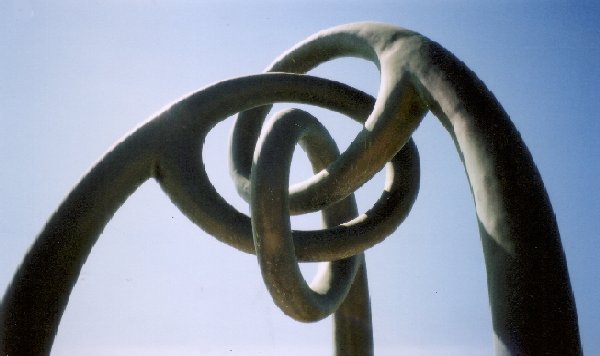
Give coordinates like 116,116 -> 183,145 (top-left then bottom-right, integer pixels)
1,21 -> 581,356
0,72 -> 418,355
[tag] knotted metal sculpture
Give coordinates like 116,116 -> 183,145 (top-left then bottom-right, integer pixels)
0,22 -> 582,355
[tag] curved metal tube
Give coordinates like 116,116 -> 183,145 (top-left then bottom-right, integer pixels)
239,22 -> 580,354
0,73 -> 418,355
251,108 -> 380,354
0,21 -> 581,356
251,108 -> 361,322
230,26 -> 428,214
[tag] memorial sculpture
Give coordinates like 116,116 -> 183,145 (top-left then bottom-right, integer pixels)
0,22 -> 582,355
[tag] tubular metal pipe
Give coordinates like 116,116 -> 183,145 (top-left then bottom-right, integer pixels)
248,22 -> 580,354
0,73 -> 418,355
250,108 -> 361,322
1,21 -> 581,355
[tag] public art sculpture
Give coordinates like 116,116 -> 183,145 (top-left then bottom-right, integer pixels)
0,22 -> 582,355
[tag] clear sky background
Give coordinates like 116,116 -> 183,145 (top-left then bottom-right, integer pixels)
1,1 -> 598,355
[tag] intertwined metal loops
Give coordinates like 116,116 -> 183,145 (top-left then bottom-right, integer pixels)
1,22 -> 581,355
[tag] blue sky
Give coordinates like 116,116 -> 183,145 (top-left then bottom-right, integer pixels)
1,1 -> 598,355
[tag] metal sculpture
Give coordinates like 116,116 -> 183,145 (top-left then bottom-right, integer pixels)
0,22 -> 581,355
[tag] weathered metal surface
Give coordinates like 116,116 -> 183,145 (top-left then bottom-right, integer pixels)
1,22 -> 581,355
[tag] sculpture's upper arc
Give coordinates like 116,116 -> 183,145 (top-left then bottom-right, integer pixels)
231,22 -> 428,214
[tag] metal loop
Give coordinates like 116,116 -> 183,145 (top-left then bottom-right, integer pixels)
158,74 -> 419,262
251,108 -> 360,322
230,24 -> 428,215
1,21 -> 580,356
0,73 -> 419,354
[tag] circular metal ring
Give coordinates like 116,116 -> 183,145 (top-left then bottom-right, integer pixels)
251,108 -> 359,321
